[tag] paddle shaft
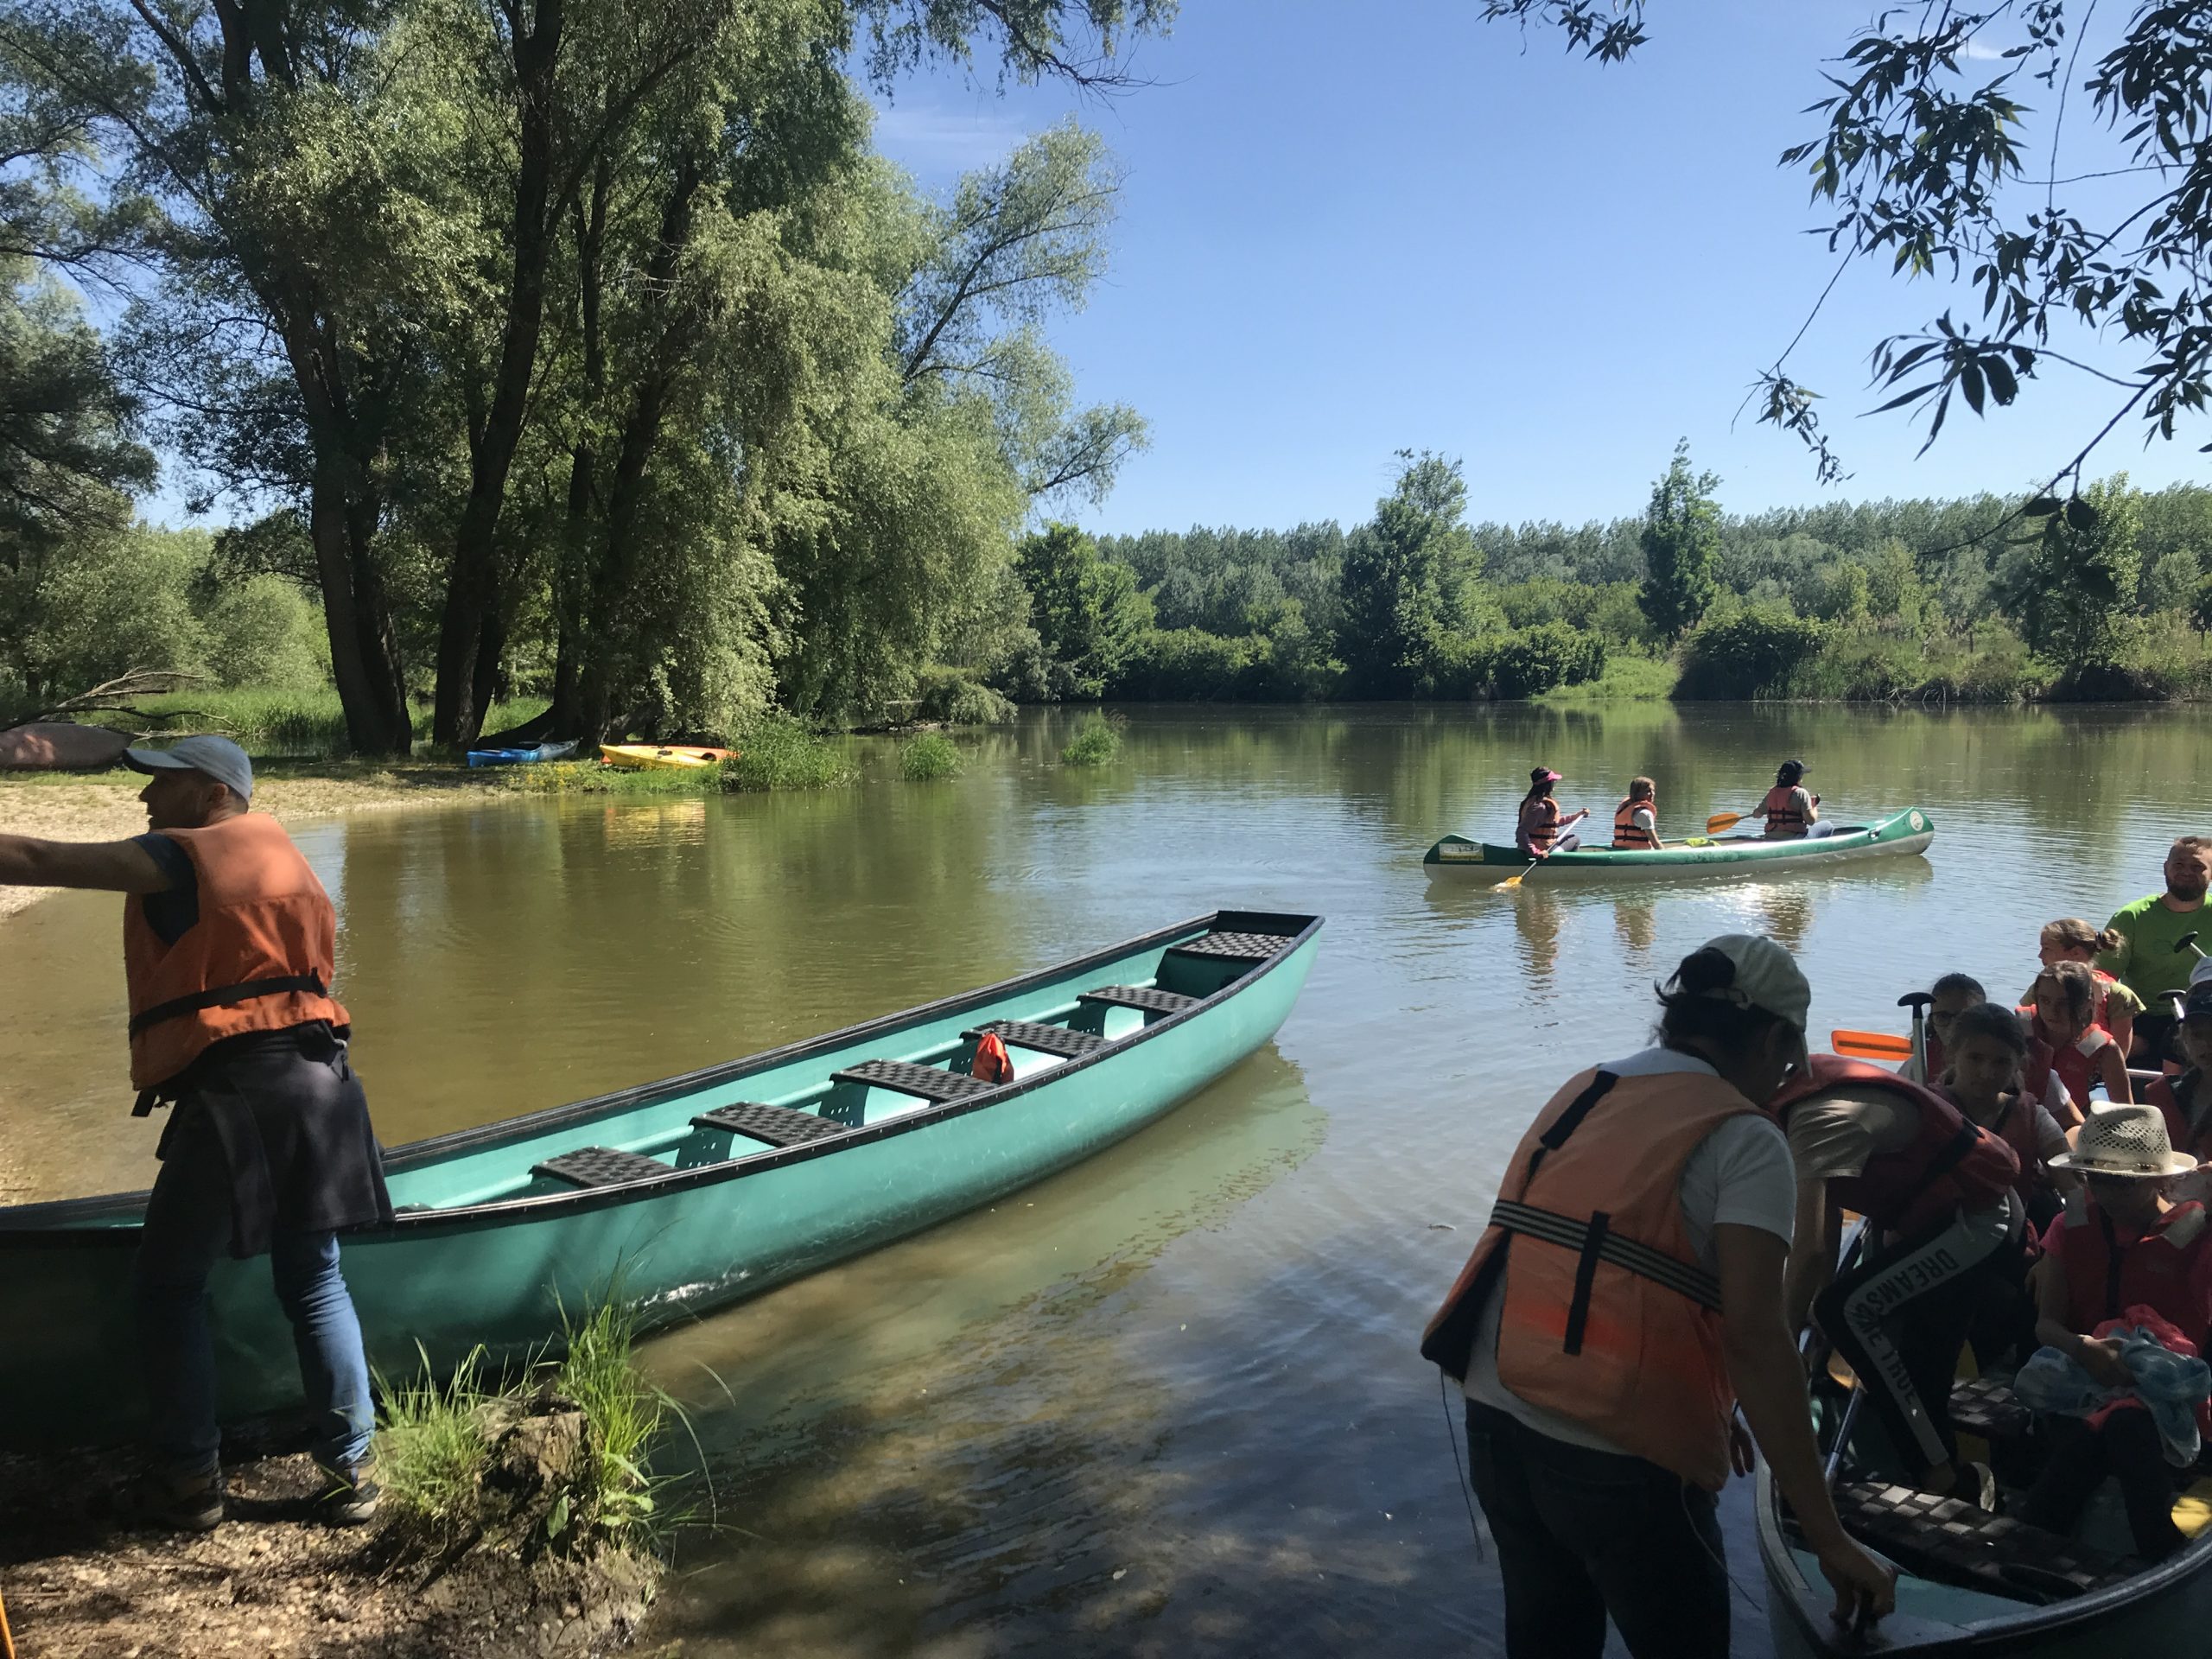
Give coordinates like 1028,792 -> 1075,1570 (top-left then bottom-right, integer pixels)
1,1580 -> 15,1659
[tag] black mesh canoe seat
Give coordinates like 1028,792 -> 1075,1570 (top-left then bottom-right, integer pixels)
1951,1376 -> 2034,1442
830,1058 -> 999,1103
1820,1480 -> 2143,1603
1078,984 -> 1198,1017
690,1101 -> 851,1148
965,1019 -> 1103,1060
1165,931 -> 1288,963
532,1147 -> 675,1189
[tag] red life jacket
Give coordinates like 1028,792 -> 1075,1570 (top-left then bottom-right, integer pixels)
1769,1055 -> 2020,1236
1522,797 -> 1561,854
1761,785 -> 1808,836
2024,1026 -> 2117,1110
2149,1069 -> 2212,1163
972,1031 -> 1014,1084
1612,797 -> 1656,849
1979,1092 -> 2047,1205
2056,1196 -> 2212,1350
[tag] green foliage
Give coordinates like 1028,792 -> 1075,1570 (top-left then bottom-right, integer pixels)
200,574 -> 330,690
914,666 -> 1016,725
372,1345 -> 496,1548
1011,521 -> 1154,696
899,731 -> 963,779
718,715 -> 855,791
1637,440 -> 1722,639
2004,478 -> 2145,669
1337,451 -> 1477,696
550,1300 -> 670,1548
1059,713 -> 1121,766
1424,624 -> 1606,699
1675,606 -> 1826,699
1115,627 -> 1265,699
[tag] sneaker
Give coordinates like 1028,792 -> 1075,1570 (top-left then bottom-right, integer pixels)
118,1465 -> 226,1533
313,1465 -> 380,1526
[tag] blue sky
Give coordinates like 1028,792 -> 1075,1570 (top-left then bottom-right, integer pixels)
873,0 -> 2209,535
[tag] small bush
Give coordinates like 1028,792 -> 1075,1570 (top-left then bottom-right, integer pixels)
915,668 -> 1016,726
374,1345 -> 496,1546
1421,625 -> 1607,699
550,1301 -> 670,1548
1675,606 -> 1826,699
899,732 -> 963,780
719,715 -> 854,791
1060,715 -> 1122,767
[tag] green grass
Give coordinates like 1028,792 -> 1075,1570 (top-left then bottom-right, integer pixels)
1533,650 -> 1679,704
720,715 -> 854,791
504,759 -> 718,795
898,732 -> 963,781
372,1300 -> 673,1555
1060,715 -> 1122,767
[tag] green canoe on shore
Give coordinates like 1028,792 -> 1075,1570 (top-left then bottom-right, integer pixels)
0,909 -> 1320,1448
1424,806 -> 1936,881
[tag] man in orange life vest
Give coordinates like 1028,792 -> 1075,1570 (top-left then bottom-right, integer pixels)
1422,936 -> 1894,1658
0,736 -> 390,1530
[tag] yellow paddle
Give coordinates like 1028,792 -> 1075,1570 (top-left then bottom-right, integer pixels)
2,1577 -> 16,1659
1705,810 -> 1750,836
1493,847 -> 1554,891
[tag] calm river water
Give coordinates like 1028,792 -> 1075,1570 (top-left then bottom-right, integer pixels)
7,703 -> 2212,1656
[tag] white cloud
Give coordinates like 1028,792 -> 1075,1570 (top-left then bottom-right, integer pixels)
1962,38 -> 2014,62
872,104 -> 1028,173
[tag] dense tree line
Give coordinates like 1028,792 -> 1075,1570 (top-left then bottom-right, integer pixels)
0,0 -> 1162,750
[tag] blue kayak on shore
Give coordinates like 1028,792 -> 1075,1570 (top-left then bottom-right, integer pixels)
466,739 -> 580,768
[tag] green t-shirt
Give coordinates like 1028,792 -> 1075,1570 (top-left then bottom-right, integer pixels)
2099,893 -> 2210,1005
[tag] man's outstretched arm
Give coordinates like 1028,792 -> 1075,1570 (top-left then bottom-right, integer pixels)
0,835 -> 170,892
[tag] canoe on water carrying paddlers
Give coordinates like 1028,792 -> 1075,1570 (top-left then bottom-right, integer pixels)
0,909 -> 1320,1448
1424,806 -> 1936,882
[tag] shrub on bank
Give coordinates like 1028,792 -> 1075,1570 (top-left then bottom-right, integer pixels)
1675,607 -> 1826,698
718,716 -> 854,791
899,732 -> 963,780
915,668 -> 1016,727
1061,715 -> 1121,766
1423,624 -> 1608,699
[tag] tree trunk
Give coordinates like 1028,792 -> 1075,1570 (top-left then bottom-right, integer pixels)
431,0 -> 566,751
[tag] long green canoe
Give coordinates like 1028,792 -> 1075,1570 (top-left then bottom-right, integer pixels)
1423,806 -> 1935,881
0,909 -> 1320,1447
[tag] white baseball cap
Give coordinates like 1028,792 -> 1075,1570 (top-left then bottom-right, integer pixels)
1687,933 -> 1812,1067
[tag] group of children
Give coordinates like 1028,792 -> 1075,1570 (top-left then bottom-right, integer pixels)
1513,759 -> 1823,857
1842,917 -> 2212,1560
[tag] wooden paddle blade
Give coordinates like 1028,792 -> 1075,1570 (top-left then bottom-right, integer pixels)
1492,873 -> 1526,891
1704,810 -> 1744,835
1832,1028 -> 1912,1060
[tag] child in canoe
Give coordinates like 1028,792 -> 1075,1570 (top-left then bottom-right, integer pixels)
1942,1002 -> 2074,1235
1516,767 -> 1588,856
2028,961 -> 2132,1120
1916,971 -> 1988,1084
2146,969 -> 2212,1189
2024,918 -> 2143,1057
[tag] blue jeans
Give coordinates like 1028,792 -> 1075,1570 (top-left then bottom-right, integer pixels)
133,1111 -> 374,1478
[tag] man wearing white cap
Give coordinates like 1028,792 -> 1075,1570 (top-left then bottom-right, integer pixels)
0,735 -> 389,1530
1422,934 -> 1894,1657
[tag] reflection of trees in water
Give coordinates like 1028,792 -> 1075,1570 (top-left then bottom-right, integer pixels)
1612,893 -> 1657,957
1513,887 -> 1562,986
1755,884 -> 1814,951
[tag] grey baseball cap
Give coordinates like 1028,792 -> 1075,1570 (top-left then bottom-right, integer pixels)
123,734 -> 254,802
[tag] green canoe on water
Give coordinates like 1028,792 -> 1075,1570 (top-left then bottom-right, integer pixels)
0,909 -> 1320,1447
1423,806 -> 1936,881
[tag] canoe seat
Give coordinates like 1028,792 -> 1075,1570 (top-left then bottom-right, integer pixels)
1821,1479 -> 2141,1602
531,1147 -> 674,1190
1950,1376 -> 2033,1442
964,1019 -> 1103,1060
1166,931 -> 1288,963
1078,984 -> 1198,1017
830,1058 -> 998,1103
690,1102 -> 850,1148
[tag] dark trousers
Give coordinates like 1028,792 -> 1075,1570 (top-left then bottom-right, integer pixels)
2019,1410 -> 2187,1561
1463,1401 -> 1729,1659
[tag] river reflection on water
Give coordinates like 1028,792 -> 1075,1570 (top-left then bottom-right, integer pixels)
7,702 -> 2212,1654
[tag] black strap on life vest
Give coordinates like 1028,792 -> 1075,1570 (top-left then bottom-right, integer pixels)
1488,1198 -> 1725,1316
2099,1208 -> 2127,1323
128,973 -> 327,1039
1522,1070 -> 1620,1190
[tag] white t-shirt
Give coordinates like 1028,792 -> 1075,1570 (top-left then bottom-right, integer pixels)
1463,1048 -> 1796,1456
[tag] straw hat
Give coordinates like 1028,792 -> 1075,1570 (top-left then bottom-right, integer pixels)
2048,1103 -> 2198,1179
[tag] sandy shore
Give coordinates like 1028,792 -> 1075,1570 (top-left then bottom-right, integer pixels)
0,769 -> 495,923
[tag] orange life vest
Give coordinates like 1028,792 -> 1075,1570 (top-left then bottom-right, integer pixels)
1521,797 -> 1561,854
1421,1065 -> 1762,1491
2056,1195 -> 2212,1349
1768,1055 -> 2019,1237
2024,1025 -> 2117,1110
123,814 -> 349,1090
1760,785 -> 1808,836
972,1031 -> 1014,1084
1611,797 -> 1656,849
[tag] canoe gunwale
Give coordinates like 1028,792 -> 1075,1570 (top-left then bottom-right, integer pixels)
0,907 -> 1322,1246
1752,1458 -> 2212,1654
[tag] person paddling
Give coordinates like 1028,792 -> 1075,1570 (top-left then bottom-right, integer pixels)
1516,767 -> 1588,859
1611,776 -> 1663,851
1760,760 -> 1821,840
1421,936 -> 1895,1657
0,736 -> 390,1530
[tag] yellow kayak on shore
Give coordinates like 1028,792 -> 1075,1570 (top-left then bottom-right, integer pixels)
597,744 -> 737,772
